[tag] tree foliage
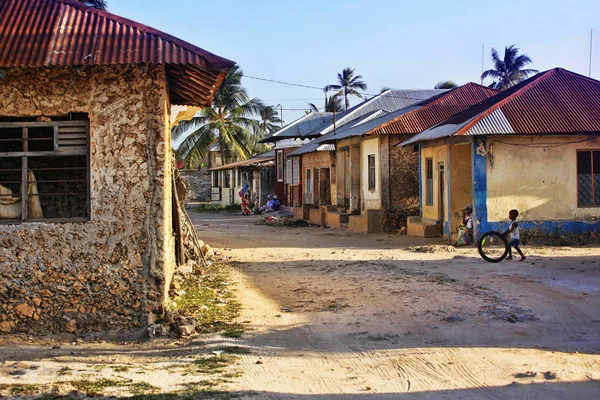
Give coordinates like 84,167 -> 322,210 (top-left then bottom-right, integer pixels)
434,81 -> 458,89
325,67 -> 368,110
172,66 -> 264,168
77,0 -> 107,10
481,45 -> 538,90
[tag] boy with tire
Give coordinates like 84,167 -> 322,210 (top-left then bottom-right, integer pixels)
503,209 -> 526,262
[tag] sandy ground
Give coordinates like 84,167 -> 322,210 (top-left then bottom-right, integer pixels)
0,210 -> 599,399
193,211 -> 600,399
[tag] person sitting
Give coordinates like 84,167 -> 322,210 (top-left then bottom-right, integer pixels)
258,194 -> 281,213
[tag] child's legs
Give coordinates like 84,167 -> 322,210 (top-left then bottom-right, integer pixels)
510,239 -> 525,258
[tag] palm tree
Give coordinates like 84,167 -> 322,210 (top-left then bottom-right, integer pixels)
434,81 -> 458,89
258,106 -> 283,136
325,67 -> 368,110
481,45 -> 538,90
308,94 -> 344,113
77,0 -> 107,9
172,66 -> 263,168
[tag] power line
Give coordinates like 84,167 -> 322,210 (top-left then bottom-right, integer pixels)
245,75 -> 324,90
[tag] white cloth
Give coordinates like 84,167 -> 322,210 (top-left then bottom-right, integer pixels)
508,220 -> 520,240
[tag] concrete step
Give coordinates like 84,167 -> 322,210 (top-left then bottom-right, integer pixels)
339,223 -> 349,230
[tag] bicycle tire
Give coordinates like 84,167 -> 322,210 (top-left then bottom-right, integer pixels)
477,231 -> 509,263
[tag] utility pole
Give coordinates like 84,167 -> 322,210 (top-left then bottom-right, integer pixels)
280,104 -> 283,128
590,29 -> 596,78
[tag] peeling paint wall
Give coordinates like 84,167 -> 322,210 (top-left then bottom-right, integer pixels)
486,136 -> 600,222
0,65 -> 174,334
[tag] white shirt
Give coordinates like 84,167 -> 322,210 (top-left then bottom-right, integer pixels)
508,220 -> 520,240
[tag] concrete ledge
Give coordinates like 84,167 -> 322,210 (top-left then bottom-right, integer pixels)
407,216 -> 440,238
309,207 -> 326,226
348,209 -> 383,233
326,210 -> 351,229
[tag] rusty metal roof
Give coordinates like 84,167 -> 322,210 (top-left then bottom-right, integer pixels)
366,83 -> 498,135
401,68 -> 600,146
0,0 -> 235,106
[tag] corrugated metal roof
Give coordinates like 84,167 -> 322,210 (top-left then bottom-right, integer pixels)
367,83 -> 498,135
401,68 -> 600,146
0,0 -> 235,106
259,112 -> 332,143
209,150 -> 275,171
304,89 -> 448,138
289,110 -> 388,156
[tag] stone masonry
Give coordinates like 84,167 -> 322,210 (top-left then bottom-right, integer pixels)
0,65 -> 175,334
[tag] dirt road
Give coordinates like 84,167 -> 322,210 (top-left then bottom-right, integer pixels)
0,211 -> 599,399
194,211 -> 600,399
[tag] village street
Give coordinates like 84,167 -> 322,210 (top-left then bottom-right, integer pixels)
193,210 -> 600,399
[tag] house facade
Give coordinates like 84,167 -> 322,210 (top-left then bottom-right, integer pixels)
402,68 -> 600,242
210,151 -> 275,208
0,0 -> 233,333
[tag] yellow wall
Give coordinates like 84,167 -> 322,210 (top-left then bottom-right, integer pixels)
486,136 -> 600,222
449,143 -> 472,232
421,144 -> 448,221
361,137 -> 381,210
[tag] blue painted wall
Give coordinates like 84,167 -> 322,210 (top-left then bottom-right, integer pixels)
472,138 -> 488,238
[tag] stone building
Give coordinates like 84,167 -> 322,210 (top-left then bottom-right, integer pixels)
0,0 -> 234,334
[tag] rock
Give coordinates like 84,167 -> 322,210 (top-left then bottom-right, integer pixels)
65,319 -> 77,333
256,360 -> 263,364
15,303 -> 35,318
147,324 -> 167,338
32,298 -> 42,306
0,321 -> 14,332
179,324 -> 195,336
201,244 -> 214,258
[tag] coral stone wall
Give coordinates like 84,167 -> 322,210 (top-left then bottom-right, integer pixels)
381,134 -> 420,231
0,65 -> 174,334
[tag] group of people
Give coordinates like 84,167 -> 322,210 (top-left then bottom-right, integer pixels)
458,205 -> 526,261
239,184 -> 280,216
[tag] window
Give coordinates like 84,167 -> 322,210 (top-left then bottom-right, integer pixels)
368,154 -> 376,191
285,158 -> 292,184
306,169 -> 312,193
0,119 -> 89,222
425,157 -> 433,206
292,157 -> 299,185
277,150 -> 284,182
577,150 -> 600,207
212,171 -> 219,187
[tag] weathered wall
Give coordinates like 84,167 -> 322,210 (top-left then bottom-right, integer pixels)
420,144 -> 449,221
178,170 -> 212,202
336,137 -> 362,210
0,65 -> 173,334
486,136 -> 600,222
301,151 -> 336,206
449,143 -> 472,233
381,134 -> 420,231
361,137 -> 381,210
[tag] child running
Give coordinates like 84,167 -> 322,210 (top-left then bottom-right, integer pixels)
503,209 -> 526,262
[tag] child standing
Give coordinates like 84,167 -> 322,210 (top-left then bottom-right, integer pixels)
503,209 -> 526,261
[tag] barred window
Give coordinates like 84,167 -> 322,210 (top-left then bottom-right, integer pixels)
577,150 -> 600,207
368,154 -> 376,191
0,118 -> 89,223
276,150 -> 283,182
306,169 -> 312,193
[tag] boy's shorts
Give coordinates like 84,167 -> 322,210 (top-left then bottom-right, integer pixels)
509,239 -> 520,247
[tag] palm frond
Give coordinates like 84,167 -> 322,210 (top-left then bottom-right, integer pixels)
77,0 -> 107,10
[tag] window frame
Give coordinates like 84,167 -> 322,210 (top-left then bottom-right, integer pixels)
368,154 -> 376,191
577,149 -> 600,208
425,157 -> 433,206
0,120 -> 90,224
306,169 -> 312,193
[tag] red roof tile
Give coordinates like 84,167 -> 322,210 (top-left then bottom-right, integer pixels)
0,0 -> 235,106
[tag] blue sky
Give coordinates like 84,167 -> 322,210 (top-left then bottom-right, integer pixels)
108,0 -> 600,122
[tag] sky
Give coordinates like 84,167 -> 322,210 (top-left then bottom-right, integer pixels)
108,0 -> 600,123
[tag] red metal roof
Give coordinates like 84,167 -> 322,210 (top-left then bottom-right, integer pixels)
366,83 -> 498,135
0,0 -> 235,106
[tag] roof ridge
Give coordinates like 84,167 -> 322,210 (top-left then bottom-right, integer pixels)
454,70 -> 554,136
52,0 -> 233,68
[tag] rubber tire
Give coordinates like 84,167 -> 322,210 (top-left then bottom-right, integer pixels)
477,231 -> 509,263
